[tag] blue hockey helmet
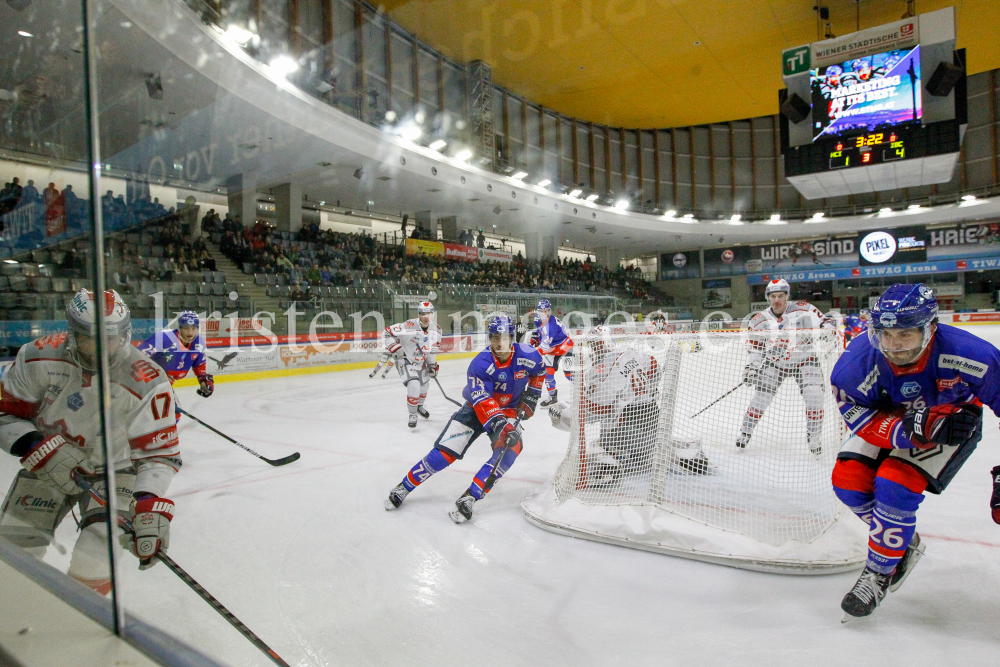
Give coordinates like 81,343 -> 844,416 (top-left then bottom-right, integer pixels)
869,284 -> 938,365
177,311 -> 200,328
487,313 -> 517,336
536,299 -> 552,312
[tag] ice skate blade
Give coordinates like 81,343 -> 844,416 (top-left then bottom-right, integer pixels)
889,542 -> 926,593
449,510 -> 468,524
385,499 -> 397,511
841,612 -> 857,624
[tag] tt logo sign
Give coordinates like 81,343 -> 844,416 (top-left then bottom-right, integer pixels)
783,46 -> 810,76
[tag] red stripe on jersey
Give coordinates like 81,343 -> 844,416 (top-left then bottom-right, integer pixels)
474,398 -> 502,425
528,375 -> 545,389
166,369 -> 189,381
549,339 -> 574,356
130,425 -> 179,453
0,383 -> 40,419
868,540 -> 906,559
856,412 -> 902,449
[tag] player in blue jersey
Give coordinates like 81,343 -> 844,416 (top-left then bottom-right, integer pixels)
858,308 -> 870,333
843,312 -> 862,343
138,312 -> 214,420
384,314 -> 546,523
533,299 -> 574,406
830,283 -> 998,620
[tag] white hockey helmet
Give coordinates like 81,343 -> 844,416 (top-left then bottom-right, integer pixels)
66,288 -> 132,369
765,278 -> 790,296
417,301 -> 435,314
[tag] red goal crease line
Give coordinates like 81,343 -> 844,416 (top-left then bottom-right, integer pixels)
921,533 -> 1000,549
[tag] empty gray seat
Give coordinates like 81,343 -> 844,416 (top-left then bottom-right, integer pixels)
9,275 -> 29,291
199,283 -> 211,295
171,282 -> 184,295
184,282 -> 198,295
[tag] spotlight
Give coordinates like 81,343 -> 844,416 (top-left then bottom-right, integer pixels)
812,211 -> 825,219
429,139 -> 447,151
682,214 -> 694,219
614,200 -> 629,210
880,207 -> 893,213
665,210 -> 677,217
585,194 -> 599,202
400,125 -> 421,141
569,189 -> 582,198
353,168 -> 364,179
962,194 -> 977,201
730,214 -> 741,221
145,73 -> 163,100
908,204 -> 921,210
537,179 -> 551,187
512,171 -> 528,180
770,213 -> 781,221
455,149 -> 472,162
268,55 -> 299,77
224,25 -> 254,46
384,110 -> 397,122
17,30 -> 32,37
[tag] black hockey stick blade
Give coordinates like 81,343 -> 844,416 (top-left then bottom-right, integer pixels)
434,377 -> 463,407
70,473 -> 291,666
179,408 -> 301,466
689,381 -> 745,419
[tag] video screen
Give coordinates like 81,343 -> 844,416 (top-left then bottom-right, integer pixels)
811,45 -> 922,142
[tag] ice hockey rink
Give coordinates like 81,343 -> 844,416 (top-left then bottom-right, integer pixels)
8,326 -> 1000,667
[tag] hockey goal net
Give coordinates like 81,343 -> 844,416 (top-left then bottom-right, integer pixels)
521,326 -> 867,573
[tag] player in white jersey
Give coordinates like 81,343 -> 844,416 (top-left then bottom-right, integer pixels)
0,290 -> 181,594
737,279 -> 836,453
549,326 -> 710,485
378,301 -> 443,428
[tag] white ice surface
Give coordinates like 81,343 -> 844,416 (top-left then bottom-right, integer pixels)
6,328 -> 1000,666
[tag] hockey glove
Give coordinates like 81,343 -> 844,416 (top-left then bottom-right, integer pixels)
489,418 -> 522,451
742,365 -> 760,384
196,374 -> 214,398
427,363 -> 440,378
20,434 -> 95,494
903,403 -> 983,449
516,391 -> 540,420
386,342 -> 402,356
119,494 -> 174,570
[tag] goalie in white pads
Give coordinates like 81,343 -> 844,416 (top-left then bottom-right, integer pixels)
0,290 -> 181,594
377,302 -> 442,428
737,279 -> 836,453
549,327 -> 710,485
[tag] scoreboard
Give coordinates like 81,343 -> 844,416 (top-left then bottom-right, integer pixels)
779,9 -> 965,199
784,120 -> 962,179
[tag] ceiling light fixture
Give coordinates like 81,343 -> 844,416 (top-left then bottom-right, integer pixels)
962,194 -> 977,201
429,139 -> 447,151
455,149 -> 472,161
569,189 -> 583,198
614,200 -> 630,210
268,55 -> 299,77
17,30 -> 33,37
812,211 -> 825,219
512,171 -> 528,180
537,179 -> 551,187
585,194 -> 599,202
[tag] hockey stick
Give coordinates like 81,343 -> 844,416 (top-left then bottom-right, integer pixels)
482,417 -> 523,494
689,381 -> 745,419
70,473 -> 290,667
433,376 -> 463,407
178,408 -> 300,466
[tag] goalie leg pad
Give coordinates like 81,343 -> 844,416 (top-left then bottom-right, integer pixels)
0,470 -> 74,555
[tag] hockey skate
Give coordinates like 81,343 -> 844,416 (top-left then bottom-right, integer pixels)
385,483 -> 409,511
417,406 -> 430,419
449,491 -> 476,523
808,434 -> 822,456
888,533 -> 925,592
841,566 -> 891,622
735,433 -> 751,449
540,390 -> 558,407
408,414 -> 418,428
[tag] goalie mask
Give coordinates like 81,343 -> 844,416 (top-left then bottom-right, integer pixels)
869,283 -> 938,366
66,289 -> 132,371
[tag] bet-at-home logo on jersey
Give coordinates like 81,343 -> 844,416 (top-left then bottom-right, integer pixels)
782,45 -> 810,76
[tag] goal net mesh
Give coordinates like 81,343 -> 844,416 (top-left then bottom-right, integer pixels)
529,327 -> 862,569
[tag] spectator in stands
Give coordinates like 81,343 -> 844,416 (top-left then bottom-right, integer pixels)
477,230 -> 486,248
43,182 -> 58,207
21,180 -> 37,205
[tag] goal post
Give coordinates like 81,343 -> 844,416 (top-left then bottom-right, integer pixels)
521,327 -> 867,574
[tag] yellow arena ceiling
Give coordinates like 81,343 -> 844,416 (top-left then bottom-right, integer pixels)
383,0 -> 1000,128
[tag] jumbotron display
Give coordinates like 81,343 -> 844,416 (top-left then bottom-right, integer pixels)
780,9 -> 965,199
811,46 -> 922,142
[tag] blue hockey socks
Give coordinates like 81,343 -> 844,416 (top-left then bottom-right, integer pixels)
402,448 -> 457,491
469,447 -> 520,499
866,478 -> 924,574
